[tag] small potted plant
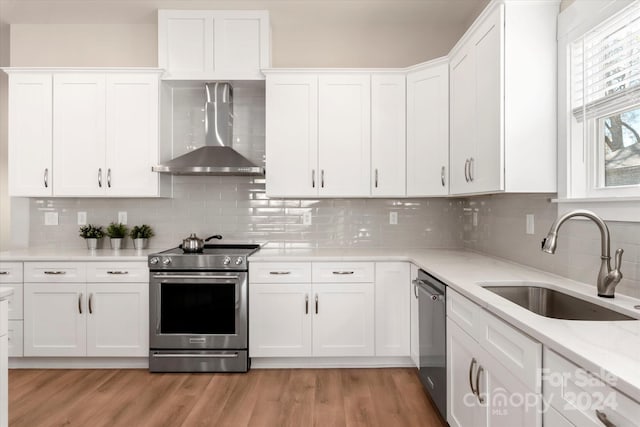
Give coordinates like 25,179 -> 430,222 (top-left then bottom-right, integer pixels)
106,222 -> 128,250
129,224 -> 154,250
79,224 -> 104,250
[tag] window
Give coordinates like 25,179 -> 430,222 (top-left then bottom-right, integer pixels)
557,0 -> 640,221
570,1 -> 640,196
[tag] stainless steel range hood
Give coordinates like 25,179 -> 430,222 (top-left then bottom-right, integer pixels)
153,82 -> 264,176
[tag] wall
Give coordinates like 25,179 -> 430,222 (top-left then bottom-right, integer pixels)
463,194 -> 640,298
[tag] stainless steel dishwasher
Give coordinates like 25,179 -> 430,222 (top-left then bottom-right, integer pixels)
414,269 -> 447,420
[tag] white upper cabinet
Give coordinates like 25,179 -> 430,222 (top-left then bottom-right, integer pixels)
318,74 -> 371,197
4,69 -> 165,198
265,74 -> 318,197
406,60 -> 449,196
53,74 -> 107,196
449,0 -> 558,195
158,10 -> 270,80
265,72 -> 372,198
371,73 -> 406,196
105,73 -> 160,197
7,73 -> 53,197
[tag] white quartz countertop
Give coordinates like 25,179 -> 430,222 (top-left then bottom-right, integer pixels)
250,248 -> 640,402
0,286 -> 13,299
0,248 -> 152,261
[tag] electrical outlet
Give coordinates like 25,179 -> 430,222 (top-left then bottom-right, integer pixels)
390,212 -> 398,225
44,212 -> 58,226
302,211 -> 312,225
77,212 -> 87,225
118,211 -> 127,225
526,214 -> 535,235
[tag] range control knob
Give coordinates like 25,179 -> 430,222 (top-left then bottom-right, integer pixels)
235,257 -> 243,265
223,256 -> 231,266
149,257 -> 159,265
162,257 -> 172,265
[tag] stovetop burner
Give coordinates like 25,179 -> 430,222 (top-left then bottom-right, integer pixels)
149,243 -> 260,271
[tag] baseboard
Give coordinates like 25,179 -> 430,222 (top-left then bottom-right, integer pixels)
9,357 -> 149,369
250,356 -> 414,369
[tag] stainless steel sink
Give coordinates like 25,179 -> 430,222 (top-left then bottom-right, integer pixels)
482,285 -> 636,321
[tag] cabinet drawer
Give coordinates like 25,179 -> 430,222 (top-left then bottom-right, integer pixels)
250,262 -> 312,283
312,262 -> 374,283
8,320 -> 23,357
0,300 -> 7,335
447,288 -> 483,334
0,262 -> 23,283
24,262 -> 86,282
86,262 -> 148,283
544,348 -> 640,427
6,284 -> 23,320
479,309 -> 541,393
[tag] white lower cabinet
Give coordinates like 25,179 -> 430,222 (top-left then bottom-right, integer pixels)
23,261 -> 148,358
447,289 -> 542,427
543,348 -> 640,427
1,299 -> 8,427
249,261 -> 378,358
375,262 -> 410,357
409,264 -> 420,367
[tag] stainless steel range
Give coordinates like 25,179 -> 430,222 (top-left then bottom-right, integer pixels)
148,242 -> 260,373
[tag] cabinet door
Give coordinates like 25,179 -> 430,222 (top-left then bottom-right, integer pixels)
265,74 -> 318,197
406,62 -> 449,196
53,74 -> 106,196
449,48 -> 476,195
0,335 -> 7,427
318,74 -> 371,197
371,74 -> 406,196
23,283 -> 86,357
313,282 -> 374,357
158,10 -> 214,79
410,264 -> 420,368
249,283 -> 312,357
472,5 -> 503,194
214,11 -> 270,80
447,318 -> 483,427
7,73 -> 53,196
86,283 -> 148,357
105,73 -> 159,196
482,349 -> 541,427
374,262 -> 410,356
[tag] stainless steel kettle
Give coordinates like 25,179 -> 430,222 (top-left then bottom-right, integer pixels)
181,233 -> 223,253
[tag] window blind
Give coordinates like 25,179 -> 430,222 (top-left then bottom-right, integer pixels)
572,1 -> 640,121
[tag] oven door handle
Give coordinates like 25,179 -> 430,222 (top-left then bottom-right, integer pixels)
152,353 -> 239,359
152,274 -> 240,280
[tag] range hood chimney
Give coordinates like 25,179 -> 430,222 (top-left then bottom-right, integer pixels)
152,82 -> 264,176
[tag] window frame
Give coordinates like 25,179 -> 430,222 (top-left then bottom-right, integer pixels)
557,0 -> 640,221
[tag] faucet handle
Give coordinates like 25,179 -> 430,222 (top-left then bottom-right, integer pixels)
614,248 -> 624,271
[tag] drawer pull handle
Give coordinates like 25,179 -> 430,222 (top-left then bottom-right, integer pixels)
0,271 -> 8,275
315,294 -> 319,314
107,271 -> 129,275
44,271 -> 66,275
269,271 -> 291,275
88,293 -> 93,314
475,365 -> 485,403
332,271 -> 354,275
78,293 -> 83,314
596,410 -> 616,427
469,358 -> 477,395
305,294 -> 309,314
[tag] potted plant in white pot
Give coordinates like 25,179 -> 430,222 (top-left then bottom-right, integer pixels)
79,224 -> 104,250
129,224 -> 154,250
106,222 -> 128,250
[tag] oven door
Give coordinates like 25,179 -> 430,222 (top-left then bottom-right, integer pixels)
150,271 -> 247,350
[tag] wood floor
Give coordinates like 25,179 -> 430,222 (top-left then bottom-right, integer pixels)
8,368 -> 445,427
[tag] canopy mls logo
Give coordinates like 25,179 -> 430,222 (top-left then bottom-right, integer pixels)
462,368 -> 619,416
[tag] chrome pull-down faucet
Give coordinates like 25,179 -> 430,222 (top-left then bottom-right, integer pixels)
541,209 -> 624,298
